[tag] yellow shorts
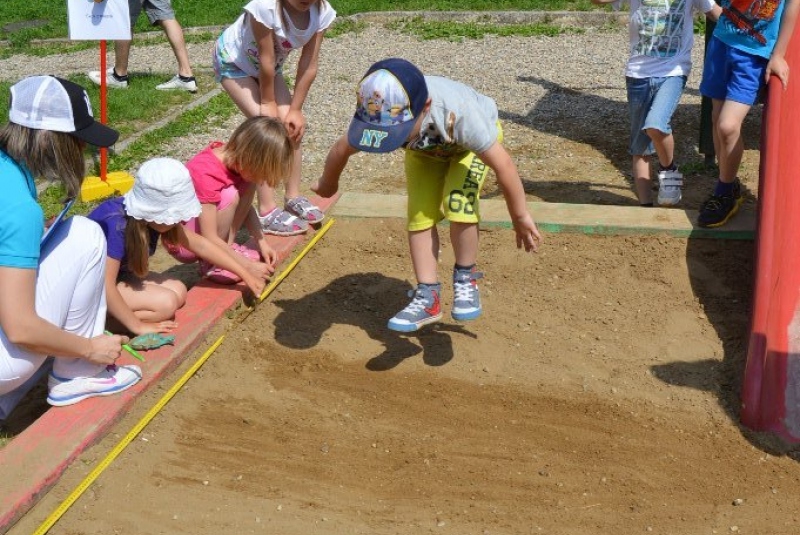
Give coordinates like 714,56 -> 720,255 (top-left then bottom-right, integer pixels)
405,123 -> 503,232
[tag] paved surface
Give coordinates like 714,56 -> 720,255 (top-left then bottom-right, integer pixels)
0,192 -> 755,533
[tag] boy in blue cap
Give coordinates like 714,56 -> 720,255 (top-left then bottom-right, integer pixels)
313,58 -> 541,332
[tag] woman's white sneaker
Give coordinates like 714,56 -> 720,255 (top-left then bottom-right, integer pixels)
47,365 -> 142,407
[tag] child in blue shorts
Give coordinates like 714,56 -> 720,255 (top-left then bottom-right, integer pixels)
593,0 -> 721,207
697,0 -> 799,227
312,58 -> 542,332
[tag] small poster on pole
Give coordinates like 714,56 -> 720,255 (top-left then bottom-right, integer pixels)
66,0 -> 131,41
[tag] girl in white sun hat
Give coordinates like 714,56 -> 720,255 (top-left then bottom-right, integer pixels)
88,158 -> 270,337
0,75 -> 141,414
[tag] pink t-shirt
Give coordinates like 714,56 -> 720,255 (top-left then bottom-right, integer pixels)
185,142 -> 247,204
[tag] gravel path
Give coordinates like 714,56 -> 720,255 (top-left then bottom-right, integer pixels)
0,19 -> 716,201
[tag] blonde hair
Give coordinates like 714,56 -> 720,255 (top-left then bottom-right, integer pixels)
0,122 -> 85,199
124,217 -> 183,279
223,116 -> 293,188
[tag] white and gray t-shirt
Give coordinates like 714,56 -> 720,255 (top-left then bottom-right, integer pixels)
405,76 -> 499,158
623,0 -> 716,78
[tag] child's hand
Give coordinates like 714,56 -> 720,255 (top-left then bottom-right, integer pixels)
136,320 -> 178,335
284,109 -> 306,145
766,55 -> 790,89
258,242 -> 277,270
513,214 -> 542,253
312,176 -> 338,198
244,274 -> 266,297
247,260 -> 272,280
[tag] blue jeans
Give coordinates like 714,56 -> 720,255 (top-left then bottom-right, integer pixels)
626,75 -> 687,156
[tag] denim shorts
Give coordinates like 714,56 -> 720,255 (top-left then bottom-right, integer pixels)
699,36 -> 768,106
213,35 -> 283,83
626,75 -> 686,156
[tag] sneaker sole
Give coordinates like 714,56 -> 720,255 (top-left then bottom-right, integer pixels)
452,309 -> 482,321
262,228 -> 308,237
387,312 -> 443,332
47,379 -> 140,407
657,194 -> 682,206
698,197 -> 744,228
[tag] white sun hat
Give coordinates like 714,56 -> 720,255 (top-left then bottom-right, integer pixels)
123,157 -> 202,225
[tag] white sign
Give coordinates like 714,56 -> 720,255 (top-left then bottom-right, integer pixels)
67,0 -> 131,41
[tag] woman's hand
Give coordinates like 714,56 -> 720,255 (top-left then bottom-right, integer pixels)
86,333 -> 128,366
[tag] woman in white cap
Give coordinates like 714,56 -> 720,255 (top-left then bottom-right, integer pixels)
0,75 -> 142,416
88,157 -> 269,337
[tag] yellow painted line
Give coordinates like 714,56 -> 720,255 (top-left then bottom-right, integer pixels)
32,218 -> 336,534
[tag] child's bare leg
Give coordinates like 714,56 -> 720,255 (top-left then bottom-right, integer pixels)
632,155 -> 653,205
715,100 -> 750,183
217,198 -> 239,243
645,128 -> 675,168
117,276 -> 187,322
408,227 -> 440,284
450,222 -> 479,268
220,77 -> 260,118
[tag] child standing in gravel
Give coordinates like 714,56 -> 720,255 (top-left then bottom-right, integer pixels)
696,0 -> 799,227
593,0 -> 721,207
89,158 -> 269,336
313,58 -> 542,332
214,0 -> 336,236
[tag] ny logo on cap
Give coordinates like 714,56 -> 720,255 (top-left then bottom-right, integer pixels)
359,129 -> 389,149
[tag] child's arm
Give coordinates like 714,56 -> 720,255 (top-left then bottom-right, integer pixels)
312,135 -> 359,198
103,257 -> 178,335
705,3 -> 722,21
766,0 -> 799,89
284,31 -> 326,144
252,18 -> 279,118
197,202 -> 273,276
479,141 -> 542,253
180,226 -> 267,296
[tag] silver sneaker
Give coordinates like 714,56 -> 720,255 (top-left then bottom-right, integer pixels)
452,267 -> 483,321
87,68 -> 128,89
657,167 -> 683,206
156,75 -> 197,93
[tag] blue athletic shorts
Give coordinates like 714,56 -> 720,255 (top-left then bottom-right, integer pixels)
700,36 -> 768,106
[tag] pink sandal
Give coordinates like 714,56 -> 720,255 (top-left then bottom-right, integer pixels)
200,261 -> 241,285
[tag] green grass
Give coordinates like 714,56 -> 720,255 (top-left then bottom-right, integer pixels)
388,16 -> 585,40
0,0 -> 599,50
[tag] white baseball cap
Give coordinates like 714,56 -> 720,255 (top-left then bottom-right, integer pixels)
123,158 -> 202,225
9,75 -> 119,147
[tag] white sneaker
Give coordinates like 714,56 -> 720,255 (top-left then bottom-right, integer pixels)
47,365 -> 142,407
657,167 -> 683,206
87,68 -> 129,89
156,75 -> 197,93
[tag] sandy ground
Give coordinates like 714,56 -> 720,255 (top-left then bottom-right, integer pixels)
9,217 -> 800,535
4,21 -> 798,535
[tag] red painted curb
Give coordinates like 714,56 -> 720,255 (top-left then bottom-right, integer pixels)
0,195 -> 339,533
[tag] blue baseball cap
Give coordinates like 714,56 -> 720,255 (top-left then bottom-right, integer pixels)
347,58 -> 429,153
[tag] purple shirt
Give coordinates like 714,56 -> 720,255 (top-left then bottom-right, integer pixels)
88,197 -> 159,273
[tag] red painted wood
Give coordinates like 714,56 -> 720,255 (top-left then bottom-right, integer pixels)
740,28 -> 800,442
